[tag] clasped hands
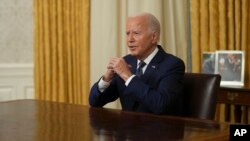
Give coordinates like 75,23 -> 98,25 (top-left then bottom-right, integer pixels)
103,57 -> 133,82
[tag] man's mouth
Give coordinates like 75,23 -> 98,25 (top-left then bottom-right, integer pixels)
128,46 -> 137,50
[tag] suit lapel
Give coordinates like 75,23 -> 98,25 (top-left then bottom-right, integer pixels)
131,59 -> 137,74
123,46 -> 166,110
142,46 -> 166,82
142,62 -> 158,82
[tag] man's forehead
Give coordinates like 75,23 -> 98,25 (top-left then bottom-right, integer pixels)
128,16 -> 147,23
127,19 -> 147,28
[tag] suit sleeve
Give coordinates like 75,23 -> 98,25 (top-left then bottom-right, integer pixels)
89,77 -> 119,107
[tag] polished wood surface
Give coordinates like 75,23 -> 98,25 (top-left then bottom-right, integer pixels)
0,100 -> 229,141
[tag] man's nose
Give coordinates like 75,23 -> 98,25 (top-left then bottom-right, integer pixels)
127,34 -> 134,42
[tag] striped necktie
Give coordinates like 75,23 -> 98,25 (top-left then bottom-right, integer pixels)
136,61 -> 146,77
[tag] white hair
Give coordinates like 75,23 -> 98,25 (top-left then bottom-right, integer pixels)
129,12 -> 161,36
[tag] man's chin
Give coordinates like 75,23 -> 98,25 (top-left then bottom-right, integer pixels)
130,53 -> 140,58
130,52 -> 137,56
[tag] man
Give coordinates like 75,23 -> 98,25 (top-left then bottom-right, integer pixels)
202,54 -> 215,74
89,13 -> 185,115
220,54 -> 241,81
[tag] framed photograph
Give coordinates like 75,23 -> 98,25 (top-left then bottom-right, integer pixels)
201,52 -> 215,74
215,50 -> 245,87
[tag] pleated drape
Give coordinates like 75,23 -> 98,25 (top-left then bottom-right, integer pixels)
190,0 -> 250,123
33,0 -> 90,105
190,0 -> 250,83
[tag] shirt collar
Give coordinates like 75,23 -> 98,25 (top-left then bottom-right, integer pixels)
137,47 -> 159,66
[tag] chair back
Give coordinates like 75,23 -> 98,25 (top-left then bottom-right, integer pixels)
183,73 -> 221,120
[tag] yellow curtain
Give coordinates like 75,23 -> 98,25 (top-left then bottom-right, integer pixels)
33,0 -> 90,105
190,0 -> 250,123
190,0 -> 250,83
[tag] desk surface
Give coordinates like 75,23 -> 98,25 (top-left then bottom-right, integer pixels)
0,100 -> 229,141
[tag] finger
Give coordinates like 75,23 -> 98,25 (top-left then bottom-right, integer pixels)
107,66 -> 113,69
107,63 -> 113,69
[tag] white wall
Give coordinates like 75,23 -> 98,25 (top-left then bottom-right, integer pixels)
0,0 -> 34,101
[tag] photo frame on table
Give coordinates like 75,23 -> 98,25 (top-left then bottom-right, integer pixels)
214,50 -> 245,87
201,52 -> 215,74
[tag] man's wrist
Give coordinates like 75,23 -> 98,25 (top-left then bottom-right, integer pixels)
125,75 -> 136,86
102,75 -> 112,82
98,77 -> 111,92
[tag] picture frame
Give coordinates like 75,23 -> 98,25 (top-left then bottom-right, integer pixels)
214,50 -> 245,87
201,52 -> 215,74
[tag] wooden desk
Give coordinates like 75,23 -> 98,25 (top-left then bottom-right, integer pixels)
217,85 -> 250,123
0,100 -> 229,141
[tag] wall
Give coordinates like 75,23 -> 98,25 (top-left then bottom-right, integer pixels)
0,0 -> 34,101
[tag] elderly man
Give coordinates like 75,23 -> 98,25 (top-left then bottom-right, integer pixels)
89,13 -> 185,115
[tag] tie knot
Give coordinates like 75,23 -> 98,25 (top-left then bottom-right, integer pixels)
138,61 -> 146,69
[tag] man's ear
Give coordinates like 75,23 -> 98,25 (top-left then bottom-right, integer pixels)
151,32 -> 159,44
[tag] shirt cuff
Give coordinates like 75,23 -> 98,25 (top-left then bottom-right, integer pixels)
98,77 -> 111,92
125,75 -> 136,86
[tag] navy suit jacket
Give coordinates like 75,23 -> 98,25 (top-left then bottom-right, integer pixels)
89,45 -> 185,115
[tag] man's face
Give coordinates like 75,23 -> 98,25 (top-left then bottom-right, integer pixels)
228,54 -> 237,63
126,16 -> 157,60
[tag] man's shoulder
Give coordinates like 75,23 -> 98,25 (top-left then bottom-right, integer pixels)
157,45 -> 183,61
158,48 -> 184,64
165,52 -> 183,61
159,52 -> 185,71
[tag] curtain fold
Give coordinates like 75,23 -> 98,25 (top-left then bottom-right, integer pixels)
190,0 -> 250,123
190,0 -> 250,84
34,0 -> 90,105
